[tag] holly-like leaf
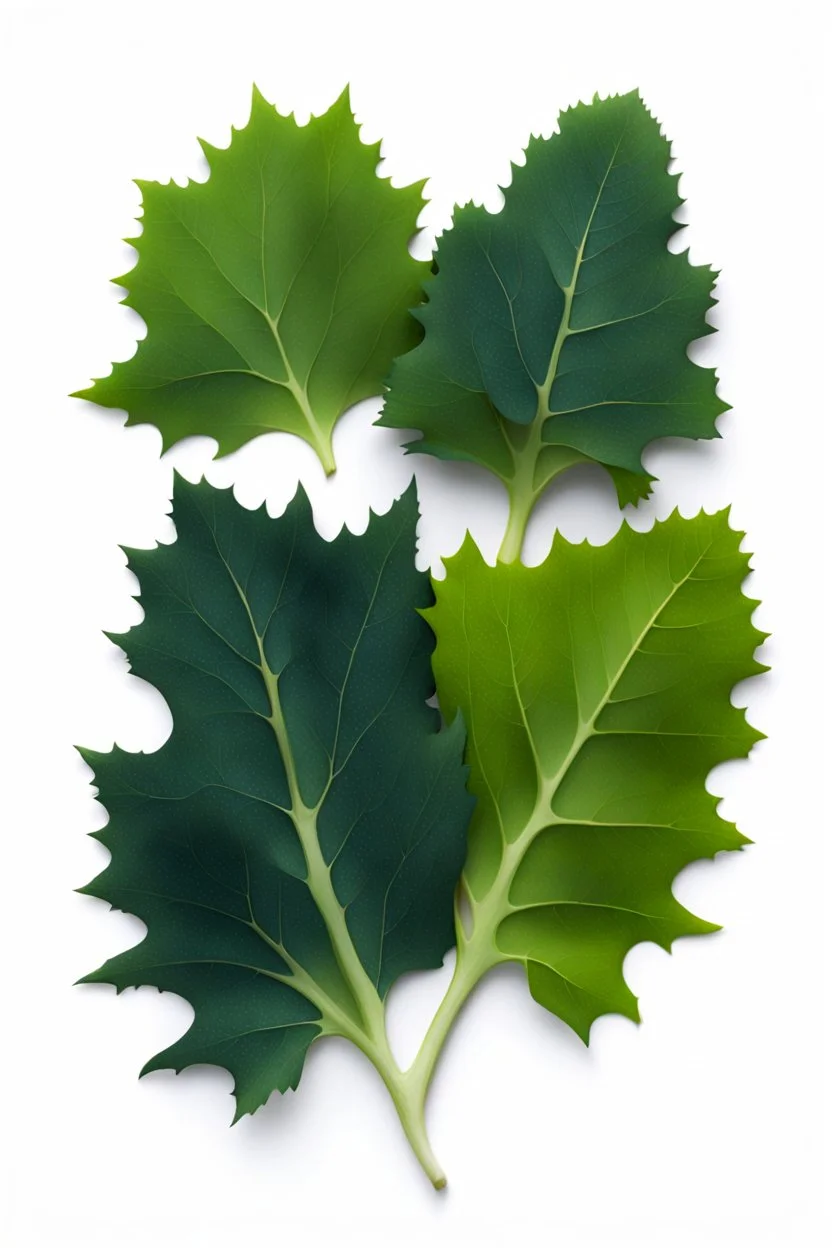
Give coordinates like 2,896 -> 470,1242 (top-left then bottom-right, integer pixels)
425,511 -> 764,1042
381,92 -> 725,557
79,479 -> 472,1124
73,88 -> 428,475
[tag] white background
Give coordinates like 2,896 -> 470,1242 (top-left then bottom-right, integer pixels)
1,1 -> 829,1244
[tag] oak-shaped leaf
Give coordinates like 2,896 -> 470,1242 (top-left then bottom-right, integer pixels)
426,510 -> 764,1040
74,88 -> 428,475
381,91 -> 725,544
78,479 -> 472,1120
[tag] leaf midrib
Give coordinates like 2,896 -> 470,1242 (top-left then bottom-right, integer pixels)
159,187 -> 336,451
156,156 -> 405,451
491,126 -> 630,509
190,496 -> 400,1045
467,537 -> 714,931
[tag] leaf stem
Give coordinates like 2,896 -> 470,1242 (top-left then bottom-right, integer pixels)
353,923 -> 497,1189
406,933 -> 495,1104
369,1047 -> 448,1189
402,790 -> 568,1134
498,461 -> 538,564
283,370 -> 337,476
497,413 -> 543,564
307,419 -> 337,476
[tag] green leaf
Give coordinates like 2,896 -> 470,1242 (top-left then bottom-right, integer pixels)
78,478 -> 472,1126
424,510 -> 764,1043
73,88 -> 429,475
381,92 -> 726,557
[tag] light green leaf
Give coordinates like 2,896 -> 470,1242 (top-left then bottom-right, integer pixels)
78,479 -> 472,1142
381,92 -> 725,557
73,88 -> 429,474
424,510 -> 764,1042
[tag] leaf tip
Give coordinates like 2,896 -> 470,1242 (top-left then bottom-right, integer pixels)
334,82 -> 353,112
250,82 -> 272,113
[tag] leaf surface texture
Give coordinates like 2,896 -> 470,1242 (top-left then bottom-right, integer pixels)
75,89 -> 428,472
426,511 -> 764,1039
382,92 -> 725,507
80,480 -> 471,1118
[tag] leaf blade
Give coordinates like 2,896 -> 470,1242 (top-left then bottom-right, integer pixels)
74,88 -> 429,472
79,479 -> 473,1117
382,92 -> 725,515
426,511 -> 764,1041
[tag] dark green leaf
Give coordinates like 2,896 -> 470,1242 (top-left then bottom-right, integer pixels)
79,479 -> 472,1120
382,92 -> 726,553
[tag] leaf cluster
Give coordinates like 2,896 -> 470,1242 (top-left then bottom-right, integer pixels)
74,86 -> 763,1188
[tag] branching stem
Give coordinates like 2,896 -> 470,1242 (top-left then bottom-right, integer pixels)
229,563 -> 447,1184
